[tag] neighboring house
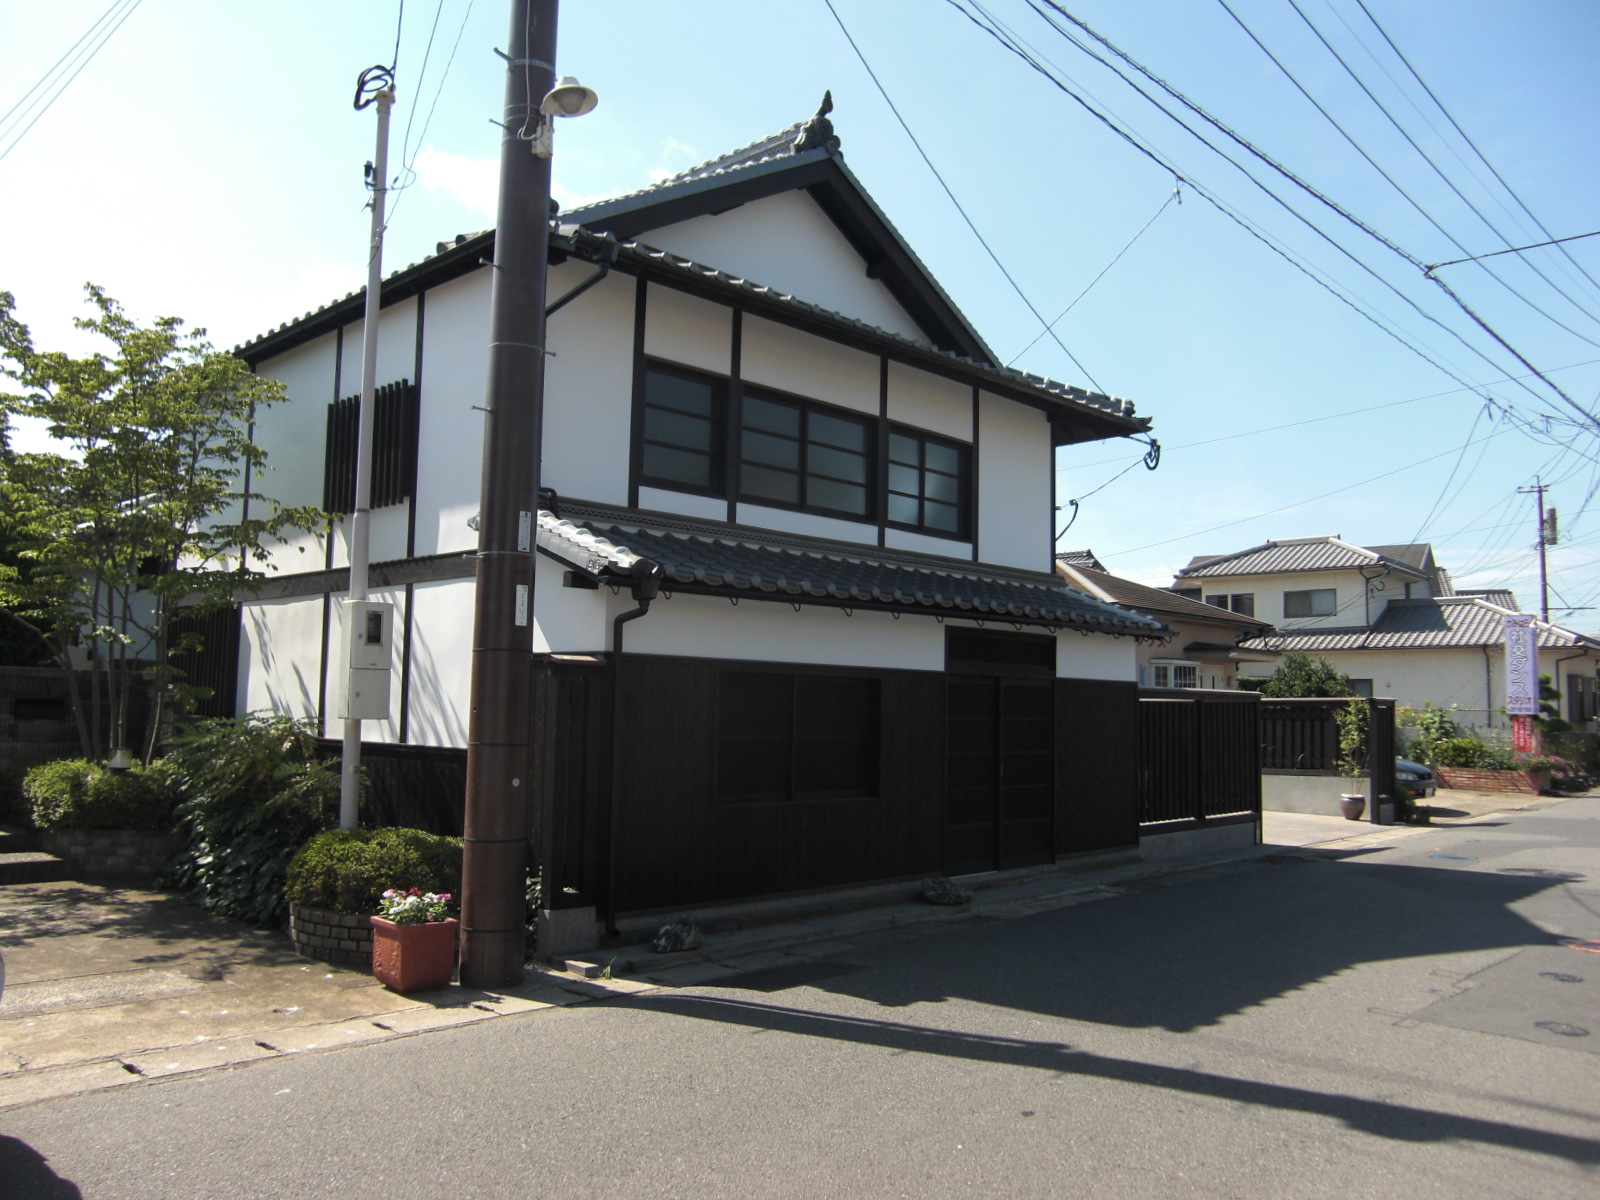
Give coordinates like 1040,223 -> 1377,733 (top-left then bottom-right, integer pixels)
220,105 -> 1168,939
1170,536 -> 1600,729
1056,552 -> 1276,689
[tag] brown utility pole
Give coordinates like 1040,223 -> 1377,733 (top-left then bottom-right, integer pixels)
459,0 -> 558,988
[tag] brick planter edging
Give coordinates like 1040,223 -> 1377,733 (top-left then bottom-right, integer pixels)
289,903 -> 373,969
37,829 -> 177,882
1434,766 -> 1550,795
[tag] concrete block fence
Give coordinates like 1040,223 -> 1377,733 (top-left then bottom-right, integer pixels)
37,830 -> 176,883
289,904 -> 373,969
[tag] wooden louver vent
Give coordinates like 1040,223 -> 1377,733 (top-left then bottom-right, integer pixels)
323,380 -> 420,514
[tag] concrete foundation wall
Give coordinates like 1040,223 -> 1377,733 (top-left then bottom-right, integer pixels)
1139,820 -> 1256,861
1263,772 -> 1361,815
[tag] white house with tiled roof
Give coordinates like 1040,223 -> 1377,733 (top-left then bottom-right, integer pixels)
210,101 -> 1170,937
1171,536 -> 1599,730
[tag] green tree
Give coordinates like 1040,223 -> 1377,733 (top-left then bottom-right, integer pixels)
1256,651 -> 1355,698
0,286 -> 324,762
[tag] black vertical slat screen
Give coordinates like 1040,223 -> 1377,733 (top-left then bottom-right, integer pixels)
323,380 -> 419,514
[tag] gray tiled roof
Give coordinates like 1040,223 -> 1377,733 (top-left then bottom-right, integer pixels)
1058,563 -> 1272,630
538,504 -> 1166,636
1175,536 -> 1431,580
1454,587 -> 1519,611
1055,549 -> 1106,571
1239,596 -> 1597,653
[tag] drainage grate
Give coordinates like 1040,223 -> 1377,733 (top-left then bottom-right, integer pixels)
1540,972 -> 1584,984
1430,854 -> 1477,862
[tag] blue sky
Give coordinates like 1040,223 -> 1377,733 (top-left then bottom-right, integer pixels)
4,1 -> 1597,623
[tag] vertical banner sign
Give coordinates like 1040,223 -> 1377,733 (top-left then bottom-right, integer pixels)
1504,613 -> 1539,716
1511,715 -> 1535,753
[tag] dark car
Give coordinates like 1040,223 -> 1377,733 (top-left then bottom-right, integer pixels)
1396,758 -> 1436,798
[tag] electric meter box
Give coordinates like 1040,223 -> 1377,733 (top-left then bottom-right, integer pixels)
339,600 -> 393,720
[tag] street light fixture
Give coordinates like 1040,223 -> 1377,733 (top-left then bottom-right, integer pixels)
529,76 -> 597,158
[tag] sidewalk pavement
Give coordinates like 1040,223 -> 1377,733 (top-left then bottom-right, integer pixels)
0,787 -> 1561,1112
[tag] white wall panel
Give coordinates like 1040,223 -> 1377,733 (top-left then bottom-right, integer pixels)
977,391 -> 1051,570
417,270 -> 493,557
741,316 -> 878,415
623,592 -> 946,670
643,285 -> 732,375
404,579 -> 475,748
543,267 -> 636,505
1057,631 -> 1136,681
886,361 -> 970,440
885,528 -> 973,560
735,503 -> 876,544
532,561 -> 610,654
239,597 -> 324,721
637,486 -> 726,522
255,335 -> 338,572
642,192 -> 928,343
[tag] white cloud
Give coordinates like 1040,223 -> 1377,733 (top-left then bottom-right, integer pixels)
413,147 -> 501,218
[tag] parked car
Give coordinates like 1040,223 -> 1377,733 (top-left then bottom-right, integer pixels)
1396,758 -> 1436,798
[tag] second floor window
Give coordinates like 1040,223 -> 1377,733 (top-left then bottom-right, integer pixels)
740,389 -> 873,518
640,363 -> 726,496
1284,588 -> 1336,618
1204,592 -> 1255,617
888,428 -> 967,536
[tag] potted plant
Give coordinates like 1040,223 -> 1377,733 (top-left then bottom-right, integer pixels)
1334,700 -> 1369,821
370,887 -> 459,993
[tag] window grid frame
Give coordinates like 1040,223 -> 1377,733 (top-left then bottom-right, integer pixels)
637,359 -> 729,499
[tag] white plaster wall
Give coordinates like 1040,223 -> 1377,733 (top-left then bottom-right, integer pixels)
884,528 -> 973,560
404,578 -> 475,748
622,592 -> 946,670
253,335 -> 338,572
643,285 -> 732,375
1057,631 -> 1136,682
638,486 -> 726,522
641,191 -> 928,344
735,503 -> 876,544
316,589 -> 406,742
543,266 -> 635,505
740,316 -> 878,415
238,597 -> 324,721
977,392 -> 1051,570
532,559 -> 611,654
1192,569 -> 1378,630
886,361 -> 970,441
416,269 -> 493,557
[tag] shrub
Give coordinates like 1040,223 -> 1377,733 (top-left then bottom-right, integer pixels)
286,827 -> 463,916
23,758 -> 178,831
159,715 -> 341,928
1257,653 -> 1354,699
1430,737 -> 1517,770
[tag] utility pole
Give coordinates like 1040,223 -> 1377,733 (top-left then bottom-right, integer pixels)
342,67 -> 395,830
459,0 -> 558,988
1518,477 -> 1551,622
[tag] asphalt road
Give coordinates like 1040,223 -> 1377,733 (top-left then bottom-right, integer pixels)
4,798 -> 1598,1199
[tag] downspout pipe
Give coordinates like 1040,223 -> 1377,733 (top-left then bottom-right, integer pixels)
604,558 -> 662,938
1483,645 -> 1494,732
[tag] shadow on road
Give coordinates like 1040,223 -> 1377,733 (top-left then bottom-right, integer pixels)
0,1134 -> 82,1199
625,990 -> 1600,1165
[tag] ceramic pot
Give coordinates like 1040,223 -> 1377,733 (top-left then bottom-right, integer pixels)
1338,793 -> 1366,821
369,915 -> 459,992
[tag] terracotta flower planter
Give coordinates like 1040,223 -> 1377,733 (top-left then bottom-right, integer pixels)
369,916 -> 459,993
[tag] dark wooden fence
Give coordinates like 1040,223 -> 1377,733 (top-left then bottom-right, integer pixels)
1260,697 -> 1398,817
318,739 -> 466,835
1137,688 -> 1261,828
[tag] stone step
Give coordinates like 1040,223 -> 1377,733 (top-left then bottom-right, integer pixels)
0,823 -> 39,854
0,851 -> 72,885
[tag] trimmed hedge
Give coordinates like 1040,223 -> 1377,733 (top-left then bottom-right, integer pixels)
285,827 -> 463,916
23,758 -> 178,832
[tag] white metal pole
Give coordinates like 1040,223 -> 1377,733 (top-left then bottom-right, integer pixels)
341,83 -> 393,830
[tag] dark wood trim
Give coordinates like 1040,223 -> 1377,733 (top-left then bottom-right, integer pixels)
398,581 -> 414,744
407,290 -> 425,559
326,326 -> 343,572
726,308 -> 742,525
970,386 -> 981,562
235,551 -> 477,603
317,592 -> 331,737
877,357 -> 889,549
628,275 -> 648,509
